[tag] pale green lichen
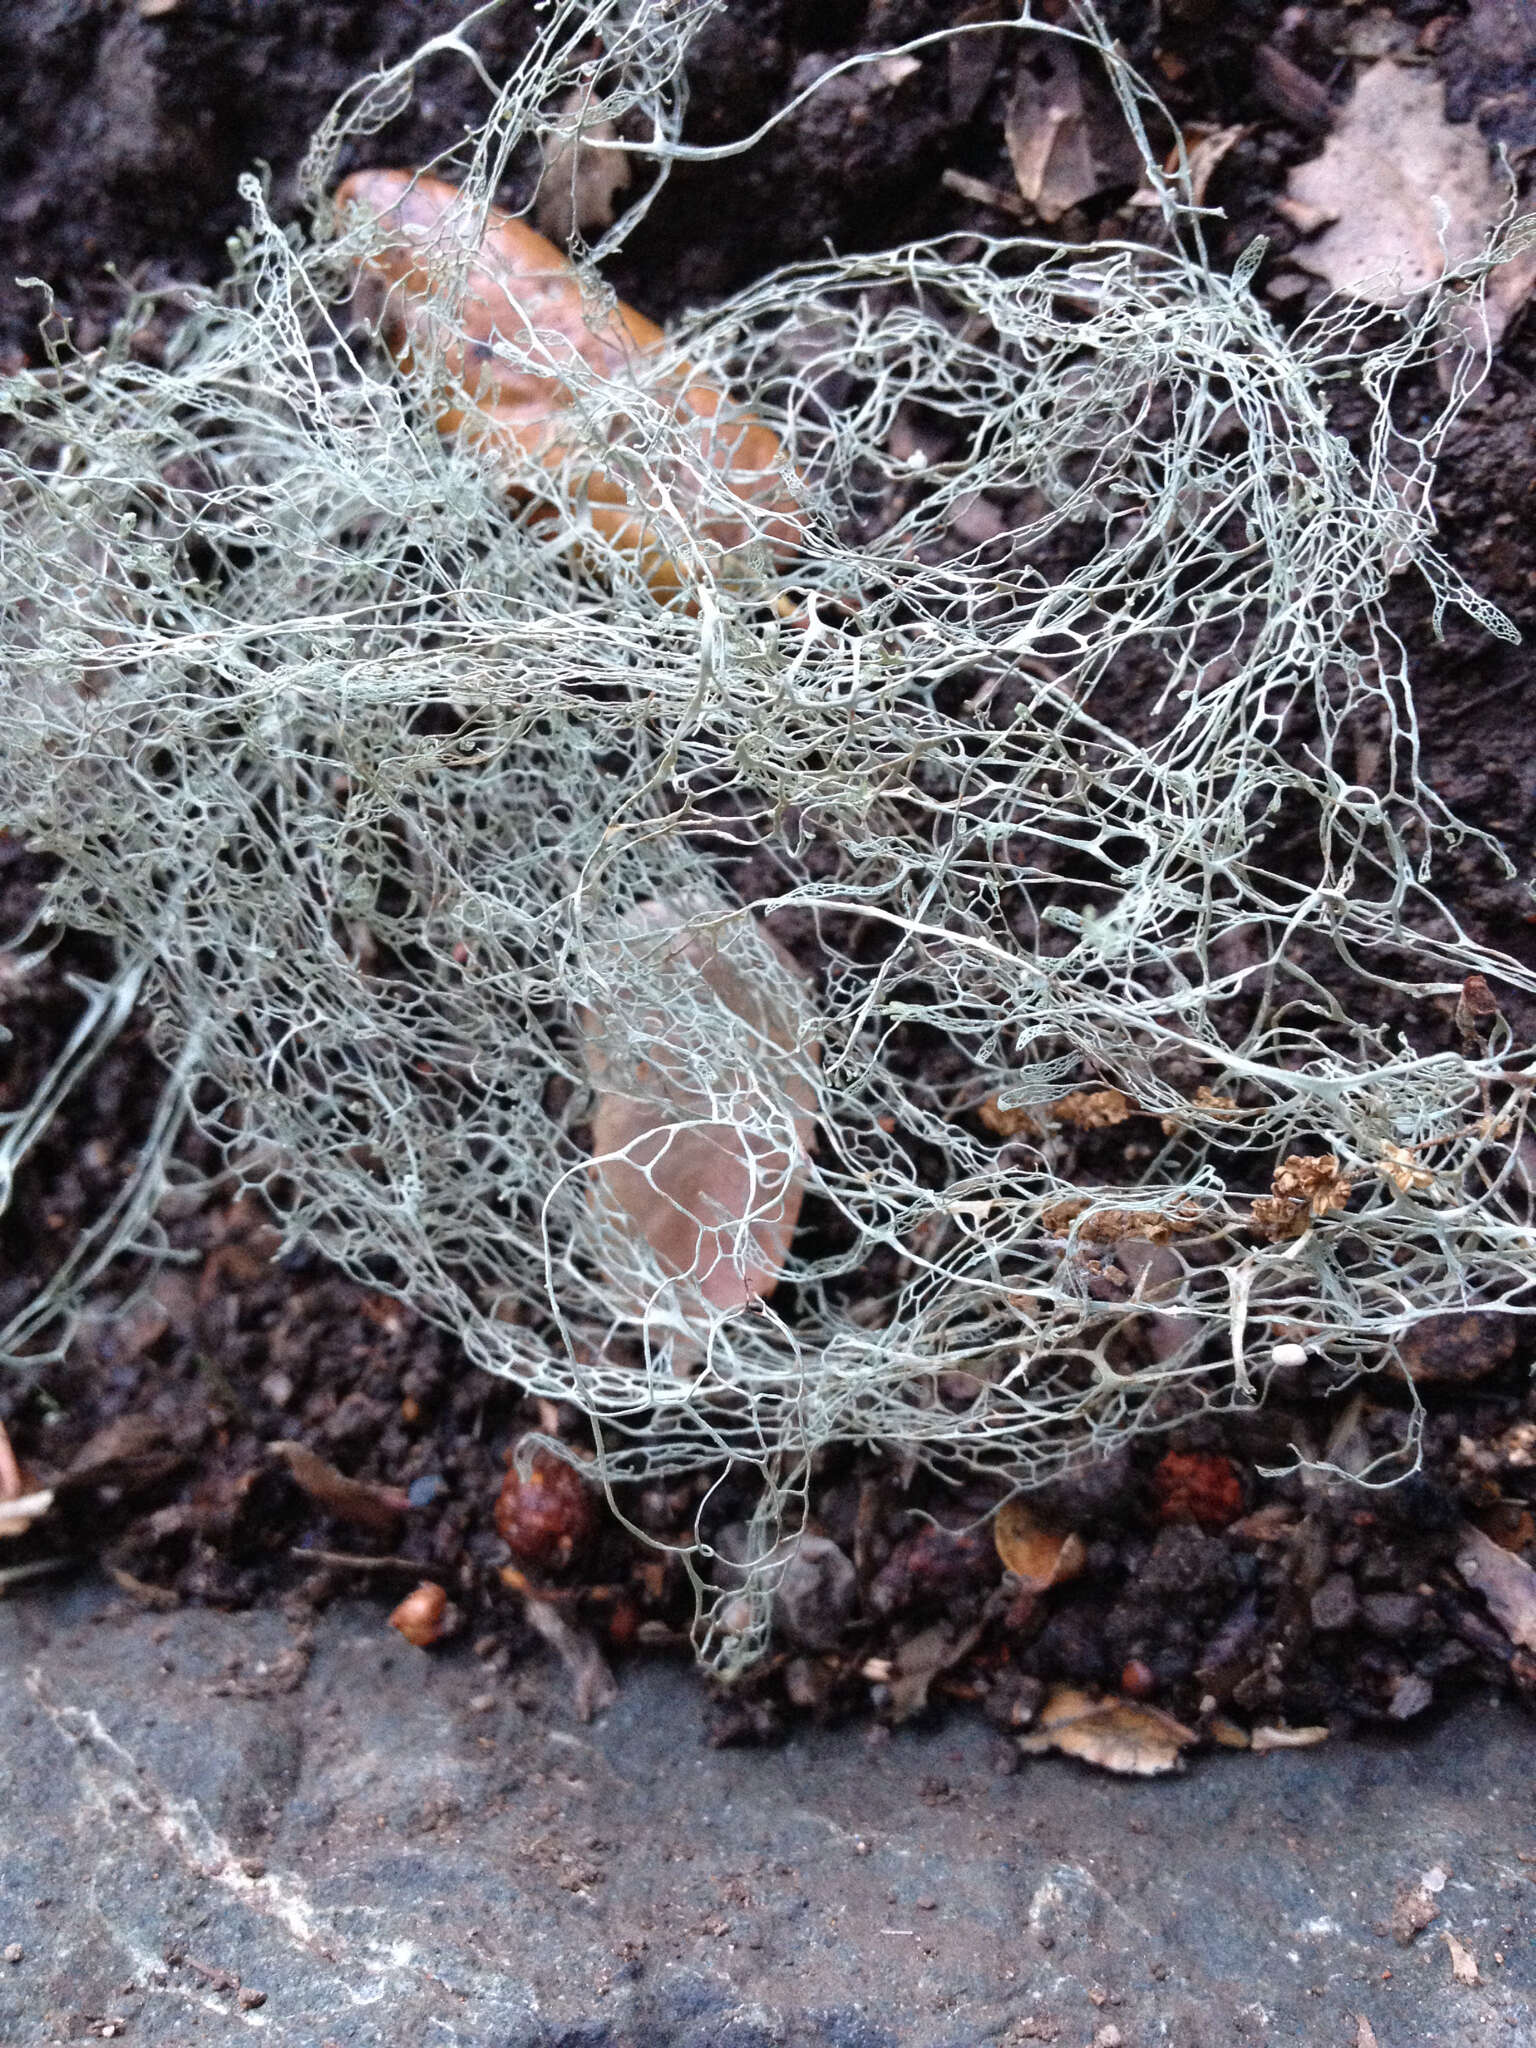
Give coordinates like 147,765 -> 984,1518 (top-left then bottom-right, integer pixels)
3,0 -> 1533,1668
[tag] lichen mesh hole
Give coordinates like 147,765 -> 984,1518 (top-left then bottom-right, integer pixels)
2,0 -> 1533,1669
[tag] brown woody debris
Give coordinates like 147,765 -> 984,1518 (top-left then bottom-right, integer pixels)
268,1440 -> 410,1533
1389,1876 -> 1442,1946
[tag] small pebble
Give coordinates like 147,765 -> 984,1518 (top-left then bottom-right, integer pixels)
3,1943 -> 22,1965
407,1473 -> 443,1508
237,1987 -> 267,2010
916,1896 -> 937,1912
468,1692 -> 497,1714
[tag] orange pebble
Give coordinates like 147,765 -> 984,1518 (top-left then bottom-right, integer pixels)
388,1579 -> 449,1648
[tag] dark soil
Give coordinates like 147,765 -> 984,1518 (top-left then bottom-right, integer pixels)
4,0 -> 1536,1754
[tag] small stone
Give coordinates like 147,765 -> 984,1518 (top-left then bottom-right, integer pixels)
236,1988 -> 266,2011
1360,1592 -> 1422,1638
1310,1572 -> 1360,1633
3,1943 -> 22,1965
239,1858 -> 267,1880
1388,1673 -> 1434,1721
915,1896 -> 938,1911
1399,1312 -> 1518,1385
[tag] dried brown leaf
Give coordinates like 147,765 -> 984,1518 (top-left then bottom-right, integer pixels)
1287,60 -> 1536,347
1379,1142 -> 1434,1194
1456,1521 -> 1536,1649
993,1497 -> 1086,1593
1182,123 -> 1251,210
1017,1686 -> 1198,1775
1249,1192 -> 1310,1241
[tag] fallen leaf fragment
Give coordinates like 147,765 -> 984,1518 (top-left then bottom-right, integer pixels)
883,1618 -> 984,1723
1004,34 -> 1139,223
1017,1686 -> 1198,1776
1444,1930 -> 1481,1986
1379,1141 -> 1435,1193
1249,1721 -> 1329,1752
337,172 -> 802,602
580,899 -> 819,1333
1181,123 -> 1250,209
268,1440 -> 410,1533
1456,1522 -> 1536,1649
1208,1714 -> 1250,1749
1287,59 -> 1536,347
1355,2019 -> 1380,2048
1040,1196 -> 1204,1245
535,85 -> 633,243
993,1497 -> 1086,1592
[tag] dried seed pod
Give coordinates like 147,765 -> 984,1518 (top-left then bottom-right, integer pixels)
334,171 -> 801,598
388,1579 -> 449,1648
494,1442 -> 598,1573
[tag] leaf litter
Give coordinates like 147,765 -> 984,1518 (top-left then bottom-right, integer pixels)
1287,57 -> 1536,345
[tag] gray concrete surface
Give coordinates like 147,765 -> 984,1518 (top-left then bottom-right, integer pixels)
1,1574 -> 1532,2046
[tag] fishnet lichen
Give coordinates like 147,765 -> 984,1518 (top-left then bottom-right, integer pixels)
3,0 -> 1534,1669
